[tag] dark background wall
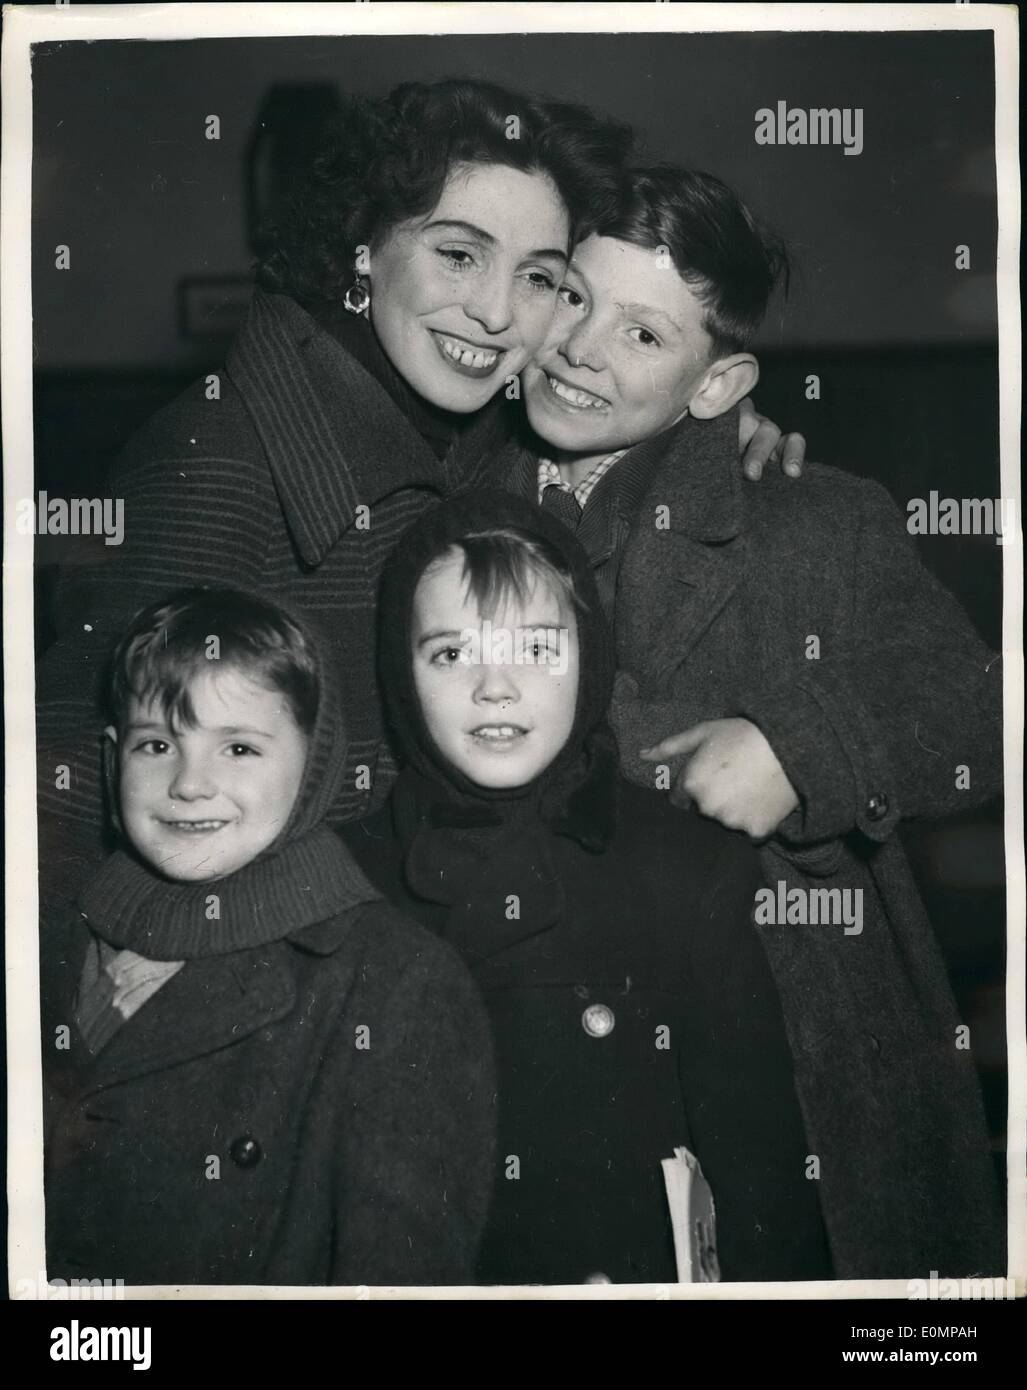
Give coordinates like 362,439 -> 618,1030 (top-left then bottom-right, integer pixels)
30,30 -> 1006,1146
31,31 -> 998,366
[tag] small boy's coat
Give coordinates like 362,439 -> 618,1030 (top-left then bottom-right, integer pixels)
43,897 -> 495,1287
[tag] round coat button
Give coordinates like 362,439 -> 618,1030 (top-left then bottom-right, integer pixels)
581,1003 -> 615,1038
229,1135 -> 262,1168
866,792 -> 890,821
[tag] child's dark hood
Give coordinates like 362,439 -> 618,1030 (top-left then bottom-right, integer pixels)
378,489 -> 619,855
84,589 -> 378,961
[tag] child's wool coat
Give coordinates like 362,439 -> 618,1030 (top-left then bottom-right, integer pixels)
41,598 -> 496,1287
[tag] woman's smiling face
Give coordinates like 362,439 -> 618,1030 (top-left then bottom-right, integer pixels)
367,162 -> 571,413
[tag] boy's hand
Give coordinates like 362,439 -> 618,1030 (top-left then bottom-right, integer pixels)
640,718 -> 800,839
738,397 -> 806,481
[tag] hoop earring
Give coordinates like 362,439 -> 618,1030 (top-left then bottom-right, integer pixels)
343,279 -> 370,315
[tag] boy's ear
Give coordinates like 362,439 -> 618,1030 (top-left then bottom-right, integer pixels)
103,724 -> 118,746
689,354 -> 760,420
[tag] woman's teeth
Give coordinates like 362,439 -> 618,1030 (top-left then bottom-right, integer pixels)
472,726 -> 525,740
547,374 -> 608,409
438,336 -> 499,369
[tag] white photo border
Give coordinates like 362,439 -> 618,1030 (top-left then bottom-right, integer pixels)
3,0 -> 1022,1303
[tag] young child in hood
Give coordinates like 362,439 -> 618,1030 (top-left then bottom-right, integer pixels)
41,586 -> 495,1287
341,491 -> 833,1285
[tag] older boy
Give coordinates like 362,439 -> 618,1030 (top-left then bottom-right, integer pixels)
479,167 -> 1005,1278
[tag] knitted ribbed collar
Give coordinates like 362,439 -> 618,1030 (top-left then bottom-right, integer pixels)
80,827 -> 380,961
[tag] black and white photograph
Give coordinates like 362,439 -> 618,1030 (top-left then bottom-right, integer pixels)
2,0 -> 1022,1330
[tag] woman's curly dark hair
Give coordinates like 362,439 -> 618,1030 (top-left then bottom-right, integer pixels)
254,78 -> 634,307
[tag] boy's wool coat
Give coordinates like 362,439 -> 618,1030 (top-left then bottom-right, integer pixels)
43,897 -> 496,1287
484,406 -> 1006,1279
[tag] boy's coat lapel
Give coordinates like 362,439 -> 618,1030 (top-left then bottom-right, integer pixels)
638,538 -> 747,689
48,926 -> 297,1091
615,409 -> 749,690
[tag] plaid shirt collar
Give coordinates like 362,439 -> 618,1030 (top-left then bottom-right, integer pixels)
536,451 -> 629,509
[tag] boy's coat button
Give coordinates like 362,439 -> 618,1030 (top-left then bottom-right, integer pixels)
866,792 -> 890,821
581,1003 -> 615,1038
229,1135 -> 263,1168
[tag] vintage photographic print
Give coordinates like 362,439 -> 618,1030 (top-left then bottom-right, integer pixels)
2,0 -> 1022,1317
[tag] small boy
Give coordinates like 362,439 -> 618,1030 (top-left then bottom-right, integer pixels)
343,491 -> 840,1285
478,167 -> 1005,1278
41,586 -> 495,1287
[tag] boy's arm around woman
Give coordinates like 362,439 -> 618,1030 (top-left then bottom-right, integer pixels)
610,442 -> 1003,846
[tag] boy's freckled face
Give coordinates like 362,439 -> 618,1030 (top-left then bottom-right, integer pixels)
116,666 -> 308,883
412,551 -> 579,789
522,233 -> 716,455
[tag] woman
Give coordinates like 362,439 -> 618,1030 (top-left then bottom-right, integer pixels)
36,77 -> 803,897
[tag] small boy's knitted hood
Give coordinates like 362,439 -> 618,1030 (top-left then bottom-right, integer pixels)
267,599 -> 350,849
82,588 -> 380,960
